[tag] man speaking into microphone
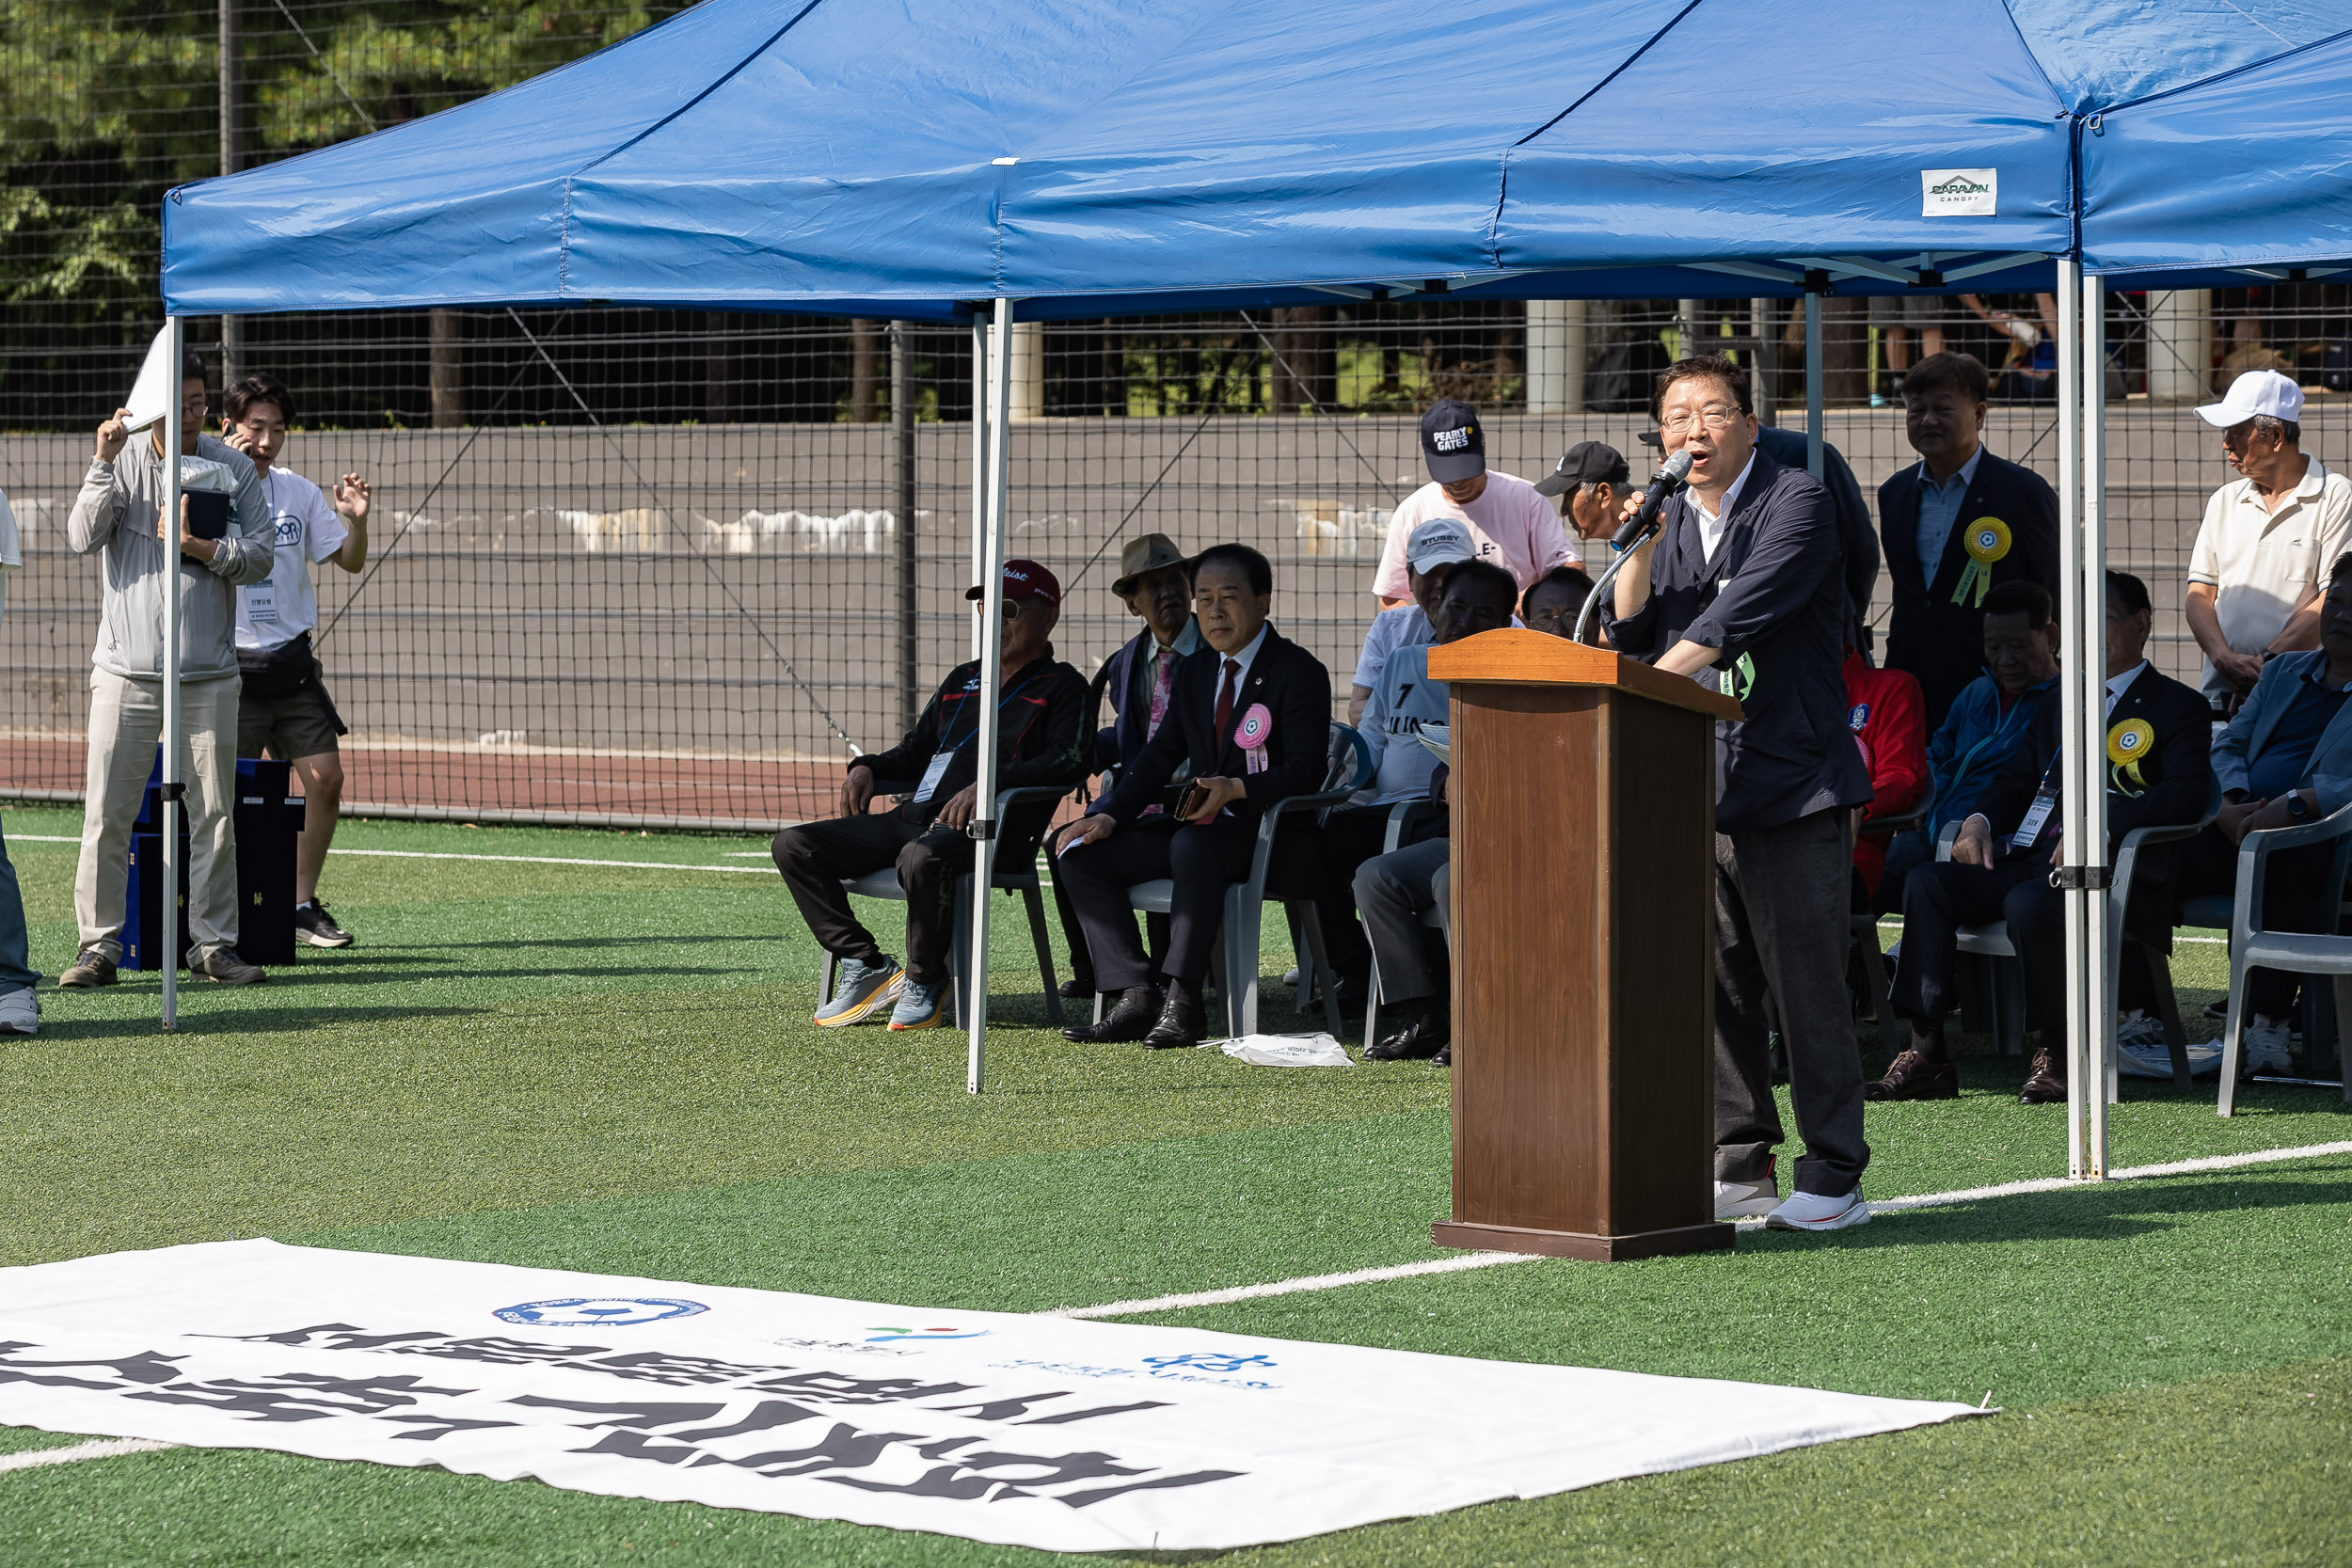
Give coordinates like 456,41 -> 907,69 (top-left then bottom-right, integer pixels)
1601,356 -> 1875,1233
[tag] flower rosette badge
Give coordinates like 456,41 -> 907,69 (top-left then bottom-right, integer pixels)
1235,702 -> 1273,773
1950,516 -> 2011,608
2107,717 -> 2154,796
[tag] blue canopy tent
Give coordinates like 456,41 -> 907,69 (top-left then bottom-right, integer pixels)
152,0 -> 2352,1149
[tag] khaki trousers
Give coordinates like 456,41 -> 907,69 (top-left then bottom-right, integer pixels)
75,669 -> 242,960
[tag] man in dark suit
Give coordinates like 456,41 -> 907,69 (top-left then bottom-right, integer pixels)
1879,352 -> 2061,730
1054,543 -> 1334,1050
1877,570 -> 2213,1103
1602,355 -> 1877,1234
1053,534 -> 1199,998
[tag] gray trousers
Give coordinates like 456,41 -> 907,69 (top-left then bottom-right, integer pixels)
1353,838 -> 1451,1003
1715,808 -> 1869,1196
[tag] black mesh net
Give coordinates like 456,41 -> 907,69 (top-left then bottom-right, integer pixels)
5,7 -> 2350,829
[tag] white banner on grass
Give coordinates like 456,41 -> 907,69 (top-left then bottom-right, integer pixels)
0,1240 -> 1979,1552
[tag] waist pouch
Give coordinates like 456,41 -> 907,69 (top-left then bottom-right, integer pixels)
236,632 -> 332,716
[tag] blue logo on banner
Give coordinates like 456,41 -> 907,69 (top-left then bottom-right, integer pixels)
492,1297 -> 707,1326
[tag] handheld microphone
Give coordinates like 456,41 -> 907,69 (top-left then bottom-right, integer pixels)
1608,450 -> 1694,552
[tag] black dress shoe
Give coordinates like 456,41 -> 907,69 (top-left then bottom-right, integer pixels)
1431,1041 -> 1451,1068
1057,975 -> 1094,1000
2018,1047 -> 2068,1104
1063,985 -> 1160,1043
1365,1001 -> 1449,1061
1143,982 -> 1207,1050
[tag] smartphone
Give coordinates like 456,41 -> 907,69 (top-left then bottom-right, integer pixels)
1170,781 -> 1210,821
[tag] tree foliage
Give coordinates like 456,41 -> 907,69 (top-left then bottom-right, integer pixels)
0,1 -> 682,320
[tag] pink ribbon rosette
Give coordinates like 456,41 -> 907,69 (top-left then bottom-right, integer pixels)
1235,702 -> 1273,773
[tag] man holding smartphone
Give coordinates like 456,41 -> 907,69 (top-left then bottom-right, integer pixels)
60,355 -> 275,988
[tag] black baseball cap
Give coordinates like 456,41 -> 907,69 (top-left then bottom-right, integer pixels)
1534,440 -> 1631,497
1419,399 -> 1486,483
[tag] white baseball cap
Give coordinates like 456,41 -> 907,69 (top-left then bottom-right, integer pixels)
2196,368 -> 2305,428
1406,517 -> 1477,575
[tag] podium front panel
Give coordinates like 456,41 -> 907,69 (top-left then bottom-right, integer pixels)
1448,681 -> 1718,1244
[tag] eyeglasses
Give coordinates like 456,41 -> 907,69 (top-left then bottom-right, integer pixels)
1000,599 -> 1023,619
1659,406 -> 1741,436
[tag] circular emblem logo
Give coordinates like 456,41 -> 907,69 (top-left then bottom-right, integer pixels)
1848,702 -> 1870,731
1234,702 -> 1273,749
1964,517 -> 2012,562
2107,719 -> 2153,765
492,1297 -> 707,1327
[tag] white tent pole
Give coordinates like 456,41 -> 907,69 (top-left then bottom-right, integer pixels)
2080,269 -> 2112,1176
2055,259 -> 2088,1180
1804,292 -> 1824,480
965,297 -> 1015,1095
968,316 -> 990,662
160,315 -> 183,1033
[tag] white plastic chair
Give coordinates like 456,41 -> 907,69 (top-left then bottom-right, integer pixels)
817,783 -> 1070,1027
2217,800 -> 2352,1115
1932,781 -> 2215,1091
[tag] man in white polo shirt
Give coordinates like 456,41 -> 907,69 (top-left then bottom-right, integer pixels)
1370,399 -> 1570,610
2185,369 -> 2352,715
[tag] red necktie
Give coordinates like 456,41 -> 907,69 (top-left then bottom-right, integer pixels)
1215,657 -> 1241,743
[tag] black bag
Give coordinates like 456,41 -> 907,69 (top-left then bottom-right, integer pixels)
2324,337 -> 2352,393
237,630 -> 322,703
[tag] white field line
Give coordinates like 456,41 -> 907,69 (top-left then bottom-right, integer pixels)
327,848 -> 772,874
1049,1139 -> 2352,1320
0,1437 -> 175,1473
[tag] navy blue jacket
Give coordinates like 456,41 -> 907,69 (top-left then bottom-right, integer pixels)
1602,446 -> 1873,833
1880,449 -> 2061,732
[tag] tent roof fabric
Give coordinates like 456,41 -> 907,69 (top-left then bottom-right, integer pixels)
162,0 -> 2352,317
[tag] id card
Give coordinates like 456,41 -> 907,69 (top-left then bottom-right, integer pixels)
913,751 -> 954,804
243,575 -> 278,625
2010,786 -> 2058,851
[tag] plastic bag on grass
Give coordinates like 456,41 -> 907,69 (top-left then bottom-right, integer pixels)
1207,1032 -> 1355,1068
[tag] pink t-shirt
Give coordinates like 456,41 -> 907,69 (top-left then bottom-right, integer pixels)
1370,472 -> 1572,600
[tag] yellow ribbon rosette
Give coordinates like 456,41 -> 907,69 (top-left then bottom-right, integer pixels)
2107,717 -> 2154,796
1950,516 -> 2012,608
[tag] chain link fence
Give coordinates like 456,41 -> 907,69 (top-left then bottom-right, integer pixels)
5,7 -> 2351,828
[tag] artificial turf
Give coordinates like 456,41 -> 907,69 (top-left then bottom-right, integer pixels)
0,804 -> 2347,1565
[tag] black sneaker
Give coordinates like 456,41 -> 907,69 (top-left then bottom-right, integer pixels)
294,900 -> 356,948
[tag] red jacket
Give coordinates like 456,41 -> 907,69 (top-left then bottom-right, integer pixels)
1843,651 -> 1929,896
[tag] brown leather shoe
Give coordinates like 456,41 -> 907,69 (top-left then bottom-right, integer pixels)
1865,1049 -> 1957,1101
2018,1048 -> 2067,1104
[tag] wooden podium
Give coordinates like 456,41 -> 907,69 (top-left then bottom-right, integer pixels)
1424,629 -> 1743,1261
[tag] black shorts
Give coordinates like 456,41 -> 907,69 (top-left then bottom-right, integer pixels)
238,675 -> 344,762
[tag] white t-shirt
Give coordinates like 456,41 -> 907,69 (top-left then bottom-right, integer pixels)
1352,603 -> 1433,691
2186,456 -> 2352,700
235,467 -> 348,653
1371,472 -> 1571,600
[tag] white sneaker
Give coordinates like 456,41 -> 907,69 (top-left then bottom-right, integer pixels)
1766,1189 -> 1871,1231
1713,1179 -> 1779,1221
2242,1014 -> 2295,1076
0,987 -> 36,1035
1281,967 -> 1301,988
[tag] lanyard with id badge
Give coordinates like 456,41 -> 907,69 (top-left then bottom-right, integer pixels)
2010,754 -> 2061,852
913,670 -> 1042,807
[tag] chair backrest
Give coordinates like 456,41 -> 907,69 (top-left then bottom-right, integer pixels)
1327,721 -> 1374,793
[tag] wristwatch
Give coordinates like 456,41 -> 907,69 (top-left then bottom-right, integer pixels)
2288,793 -> 2312,821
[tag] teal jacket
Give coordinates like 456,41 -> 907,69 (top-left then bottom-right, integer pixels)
1923,672 -> 2056,840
